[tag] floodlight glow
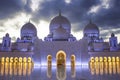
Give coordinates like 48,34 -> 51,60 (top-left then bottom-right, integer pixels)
41,61 -> 47,66
34,62 -> 41,69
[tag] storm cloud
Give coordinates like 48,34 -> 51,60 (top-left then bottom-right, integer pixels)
94,0 -> 120,27
31,0 -> 120,32
33,0 -> 100,23
0,0 -> 32,19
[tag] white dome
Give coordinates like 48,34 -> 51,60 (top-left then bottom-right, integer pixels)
21,22 -> 37,38
50,14 -> 71,34
53,25 -> 69,40
84,21 -> 99,34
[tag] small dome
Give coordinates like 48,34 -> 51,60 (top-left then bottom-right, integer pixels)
84,21 -> 99,34
21,22 -> 37,37
5,33 -> 9,37
111,33 -> 115,37
50,13 -> 71,34
53,25 -> 69,40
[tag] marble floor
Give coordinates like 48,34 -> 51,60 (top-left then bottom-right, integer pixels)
0,62 -> 120,80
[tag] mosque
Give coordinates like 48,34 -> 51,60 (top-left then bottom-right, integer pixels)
0,12 -> 120,67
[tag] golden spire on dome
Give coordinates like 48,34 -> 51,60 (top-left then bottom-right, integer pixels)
29,18 -> 31,23
59,9 -> 62,16
89,18 -> 92,24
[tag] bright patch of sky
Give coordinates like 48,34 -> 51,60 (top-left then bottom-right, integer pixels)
65,0 -> 71,4
72,31 -> 83,40
37,20 -> 49,40
31,0 -> 42,11
101,0 -> 111,9
100,28 -> 120,42
0,13 -> 31,42
88,0 -> 111,14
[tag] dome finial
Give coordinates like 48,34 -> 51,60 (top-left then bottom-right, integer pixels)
29,18 -> 31,23
89,18 -> 92,24
111,33 -> 115,37
59,9 -> 61,16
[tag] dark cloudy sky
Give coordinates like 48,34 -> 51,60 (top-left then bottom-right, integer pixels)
0,0 -> 120,42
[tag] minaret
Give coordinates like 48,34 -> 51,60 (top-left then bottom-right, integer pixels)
1,33 -> 11,51
109,33 -> 118,51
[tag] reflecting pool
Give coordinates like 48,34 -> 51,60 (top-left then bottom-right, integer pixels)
0,61 -> 120,80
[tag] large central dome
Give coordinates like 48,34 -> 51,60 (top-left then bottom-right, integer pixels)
49,12 -> 71,34
53,25 -> 69,40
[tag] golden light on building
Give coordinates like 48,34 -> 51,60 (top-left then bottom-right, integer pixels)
13,62 -> 17,75
95,57 -> 99,62
6,57 -> 9,63
0,62 -> 4,76
99,57 -> 103,62
104,61 -> 108,69
27,62 -> 32,76
99,62 -> 103,75
70,54 -> 76,78
104,64 -> 108,74
90,57 -> 94,62
109,62 -> 112,74
23,57 -> 27,63
56,50 -> 66,66
71,55 -> 76,67
113,62 -> 116,74
94,62 -> 99,70
23,62 -> 27,76
108,57 -> 111,62
19,57 -> 23,63
90,67 -> 95,75
95,64 -> 99,75
5,62 -> 9,76
89,56 -> 120,75
18,63 -> 22,76
14,57 -> 18,63
112,57 -> 115,62
116,57 -> 119,62
9,62 -> 13,76
47,55 -> 52,67
28,57 -> 32,63
99,62 -> 103,69
0,57 -> 33,76
10,57 -> 13,63
103,57 -> 107,62
1,57 -> 5,62
116,61 -> 120,74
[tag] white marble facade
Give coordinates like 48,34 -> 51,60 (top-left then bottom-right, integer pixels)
0,12 -> 120,65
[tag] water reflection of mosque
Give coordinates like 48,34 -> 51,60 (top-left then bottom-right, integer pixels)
47,65 -> 76,80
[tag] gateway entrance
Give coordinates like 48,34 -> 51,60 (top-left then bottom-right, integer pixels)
56,50 -> 66,66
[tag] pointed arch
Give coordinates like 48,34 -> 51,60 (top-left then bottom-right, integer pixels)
47,55 -> 52,66
71,54 -> 76,67
56,50 -> 66,66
